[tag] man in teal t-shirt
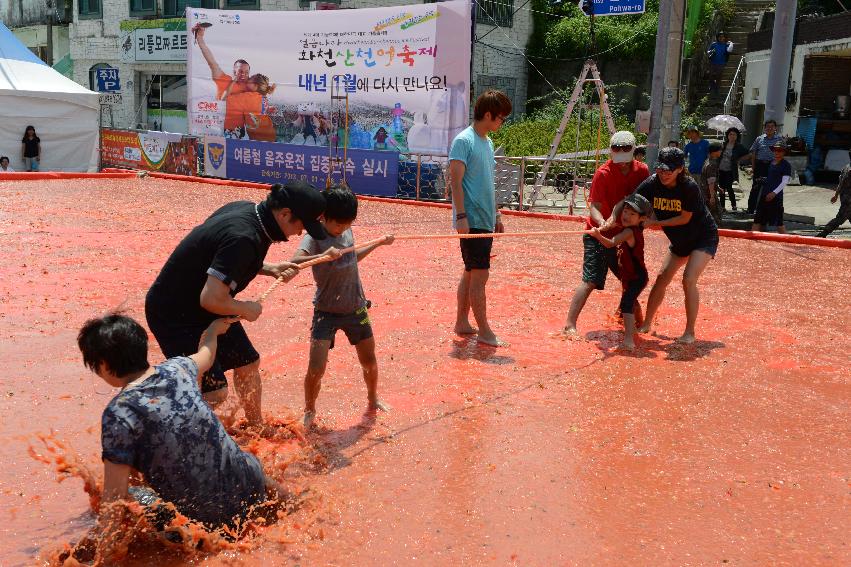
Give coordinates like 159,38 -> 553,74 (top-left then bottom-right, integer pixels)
448,89 -> 512,347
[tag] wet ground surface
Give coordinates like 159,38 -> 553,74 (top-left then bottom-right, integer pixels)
1,177 -> 849,565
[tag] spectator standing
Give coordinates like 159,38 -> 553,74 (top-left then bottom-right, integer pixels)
747,120 -> 783,213
21,126 -> 40,171
700,140 -> 723,224
717,127 -> 749,211
707,32 -> 733,97
683,127 -> 709,186
816,150 -> 851,238
752,142 -> 791,234
0,156 -> 14,172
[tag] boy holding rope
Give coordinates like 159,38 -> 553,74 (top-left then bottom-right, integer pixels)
291,185 -> 394,428
449,89 -> 513,347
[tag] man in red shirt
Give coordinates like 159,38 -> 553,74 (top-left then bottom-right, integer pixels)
563,131 -> 650,334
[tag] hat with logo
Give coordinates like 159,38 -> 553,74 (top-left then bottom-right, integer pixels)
267,181 -> 328,239
654,146 -> 686,171
624,193 -> 652,216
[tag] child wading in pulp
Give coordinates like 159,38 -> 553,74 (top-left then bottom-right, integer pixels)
293,185 -> 394,428
586,194 -> 652,350
76,314 -> 287,556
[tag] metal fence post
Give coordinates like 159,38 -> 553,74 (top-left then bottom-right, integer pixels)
518,157 -> 526,210
415,154 -> 422,200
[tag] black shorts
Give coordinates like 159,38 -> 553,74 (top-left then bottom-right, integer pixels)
460,228 -> 493,271
619,274 -> 648,315
670,229 -> 719,259
754,195 -> 785,226
581,233 -> 619,290
311,306 -> 374,348
145,302 -> 260,393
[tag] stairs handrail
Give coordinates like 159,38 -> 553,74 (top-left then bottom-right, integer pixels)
723,54 -> 746,116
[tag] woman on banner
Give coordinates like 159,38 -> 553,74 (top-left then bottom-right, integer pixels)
226,74 -> 278,141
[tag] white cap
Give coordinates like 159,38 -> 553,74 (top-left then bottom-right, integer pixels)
610,130 -> 637,147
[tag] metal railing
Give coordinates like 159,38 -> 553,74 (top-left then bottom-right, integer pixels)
492,156 -> 600,214
396,153 -> 450,201
723,57 -> 746,116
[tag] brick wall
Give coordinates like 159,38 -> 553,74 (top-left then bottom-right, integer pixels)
799,56 -> 851,115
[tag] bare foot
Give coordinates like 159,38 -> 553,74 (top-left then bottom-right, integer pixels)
301,410 -> 316,429
636,324 -> 651,334
621,340 -> 636,351
477,332 -> 509,347
454,323 -> 478,335
368,399 -> 391,412
677,332 -> 696,344
563,325 -> 578,334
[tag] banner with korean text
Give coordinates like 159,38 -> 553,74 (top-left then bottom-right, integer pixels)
205,136 -> 399,197
187,2 -> 471,156
101,129 -> 198,175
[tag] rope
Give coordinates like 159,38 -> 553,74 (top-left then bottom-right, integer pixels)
393,230 -> 586,241
257,236 -> 386,303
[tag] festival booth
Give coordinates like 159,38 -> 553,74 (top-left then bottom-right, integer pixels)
188,2 -> 471,197
0,22 -> 99,173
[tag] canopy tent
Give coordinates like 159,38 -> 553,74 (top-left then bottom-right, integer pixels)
0,22 -> 99,172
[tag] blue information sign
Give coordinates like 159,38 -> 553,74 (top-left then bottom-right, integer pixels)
581,0 -> 646,16
96,68 -> 121,93
226,139 -> 400,197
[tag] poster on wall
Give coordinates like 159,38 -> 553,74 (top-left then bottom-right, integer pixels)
101,129 -> 198,175
186,2 -> 471,156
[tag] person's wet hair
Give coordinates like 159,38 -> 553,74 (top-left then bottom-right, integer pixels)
323,185 -> 358,223
77,313 -> 150,378
473,90 -> 512,122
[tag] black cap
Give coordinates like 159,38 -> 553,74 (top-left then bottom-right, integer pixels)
655,147 -> 686,171
708,140 -> 723,152
268,181 -> 328,239
624,193 -> 652,216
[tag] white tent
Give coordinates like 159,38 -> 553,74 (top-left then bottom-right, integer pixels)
0,22 -> 99,172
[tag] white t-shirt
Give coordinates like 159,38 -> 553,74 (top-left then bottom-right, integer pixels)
0,166 -> 14,172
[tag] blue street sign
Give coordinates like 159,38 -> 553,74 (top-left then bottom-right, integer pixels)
96,68 -> 121,93
580,0 -> 646,17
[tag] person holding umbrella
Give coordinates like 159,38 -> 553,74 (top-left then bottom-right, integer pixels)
717,127 -> 750,212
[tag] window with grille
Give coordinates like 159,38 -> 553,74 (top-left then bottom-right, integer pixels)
225,0 -> 259,9
129,0 -> 156,17
78,0 -> 102,19
164,0 -> 219,17
476,0 -> 513,28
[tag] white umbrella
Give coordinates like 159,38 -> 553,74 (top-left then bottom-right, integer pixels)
706,114 -> 746,132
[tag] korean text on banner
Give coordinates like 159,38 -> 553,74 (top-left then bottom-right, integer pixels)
225,139 -> 399,197
186,2 -> 471,154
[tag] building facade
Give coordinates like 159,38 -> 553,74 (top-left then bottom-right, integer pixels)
3,0 -> 72,72
61,0 -> 531,134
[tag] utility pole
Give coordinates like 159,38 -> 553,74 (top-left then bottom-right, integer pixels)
46,1 -> 54,66
662,0 -> 686,147
646,0 -> 672,166
648,0 -> 686,165
764,0 -> 797,130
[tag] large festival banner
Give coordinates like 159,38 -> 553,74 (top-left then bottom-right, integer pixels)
186,2 -> 471,157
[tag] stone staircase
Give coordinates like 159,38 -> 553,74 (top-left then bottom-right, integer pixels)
692,0 -> 776,126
